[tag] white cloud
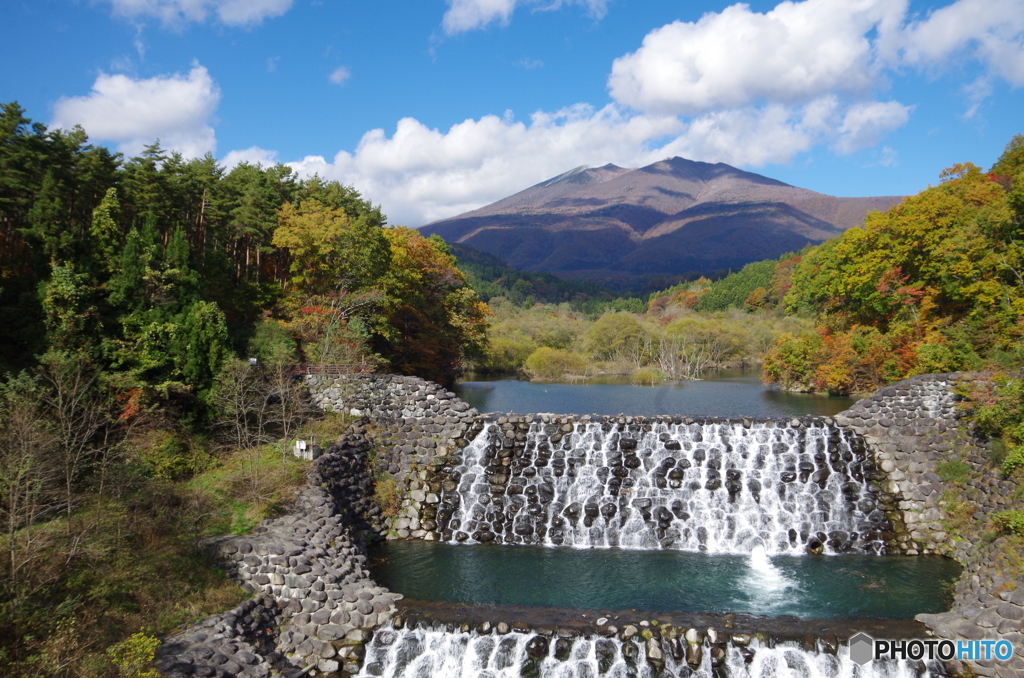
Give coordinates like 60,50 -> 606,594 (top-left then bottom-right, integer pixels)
101,0 -> 293,27
651,96 -> 910,166
443,0 -> 517,33
872,146 -> 899,168
286,105 -> 679,224
516,58 -> 544,69
834,100 -> 913,153
897,0 -> 1024,85
608,0 -> 906,115
608,0 -> 1024,117
220,146 -> 279,169
442,0 -> 609,34
52,64 -> 220,158
329,66 -> 351,85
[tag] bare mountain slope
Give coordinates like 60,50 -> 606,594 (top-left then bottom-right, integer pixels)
420,157 -> 902,292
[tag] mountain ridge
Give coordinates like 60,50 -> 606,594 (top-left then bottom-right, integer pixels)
421,157 -> 903,293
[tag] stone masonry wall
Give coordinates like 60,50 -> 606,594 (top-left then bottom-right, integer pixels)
833,372 -> 968,555
834,372 -> 1024,678
305,374 -> 478,541
157,429 -> 402,678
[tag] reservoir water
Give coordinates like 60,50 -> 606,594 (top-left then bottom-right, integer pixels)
455,369 -> 856,418
369,540 -> 960,620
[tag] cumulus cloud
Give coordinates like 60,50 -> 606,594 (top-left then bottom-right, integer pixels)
834,100 -> 913,153
897,0 -> 1024,85
609,0 -> 1024,116
101,0 -> 293,27
329,66 -> 351,85
220,146 -> 279,169
52,64 -> 220,158
442,0 -> 609,34
285,105 -> 678,224
608,0 -> 905,115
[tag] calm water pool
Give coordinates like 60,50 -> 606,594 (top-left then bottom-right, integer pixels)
455,369 -> 856,418
369,540 -> 960,620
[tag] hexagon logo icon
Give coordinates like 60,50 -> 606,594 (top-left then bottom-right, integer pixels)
849,633 -> 874,666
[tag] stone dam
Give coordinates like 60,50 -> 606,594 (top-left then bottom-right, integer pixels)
154,372 -> 1024,678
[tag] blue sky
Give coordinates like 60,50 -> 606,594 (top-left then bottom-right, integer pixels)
2,0 -> 1023,226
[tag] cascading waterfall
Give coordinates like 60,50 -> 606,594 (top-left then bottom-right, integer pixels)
356,625 -> 945,678
438,419 -> 890,555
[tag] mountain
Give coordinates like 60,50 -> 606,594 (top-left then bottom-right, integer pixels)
420,157 -> 903,293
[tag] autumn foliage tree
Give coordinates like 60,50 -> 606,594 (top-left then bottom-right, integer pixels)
269,189 -> 487,384
764,135 -> 1024,394
371,229 -> 489,385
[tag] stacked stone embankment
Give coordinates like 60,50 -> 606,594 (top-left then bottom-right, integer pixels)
156,429 -> 402,677
158,374 -> 479,677
834,373 -> 968,555
835,372 -> 1024,678
305,374 -> 478,541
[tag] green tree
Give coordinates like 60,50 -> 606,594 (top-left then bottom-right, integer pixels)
89,187 -> 123,275
273,197 -> 391,295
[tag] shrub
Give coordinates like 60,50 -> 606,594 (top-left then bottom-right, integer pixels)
373,476 -> 403,518
630,367 -> 663,385
1002,444 -> 1024,478
524,347 -> 587,381
993,510 -> 1024,537
138,431 -> 213,480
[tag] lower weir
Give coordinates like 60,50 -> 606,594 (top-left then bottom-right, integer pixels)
357,622 -> 944,678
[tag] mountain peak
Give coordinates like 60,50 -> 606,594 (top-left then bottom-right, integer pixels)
645,157 -> 793,189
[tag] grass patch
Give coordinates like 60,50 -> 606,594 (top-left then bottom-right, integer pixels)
936,459 -> 972,485
186,445 -> 308,536
939,490 -> 975,537
0,485 -> 251,677
1001,443 -> 1024,478
372,475 -> 403,519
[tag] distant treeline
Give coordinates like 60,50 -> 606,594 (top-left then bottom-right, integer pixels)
449,242 -> 648,316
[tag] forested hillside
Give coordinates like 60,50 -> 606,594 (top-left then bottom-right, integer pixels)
761,136 -> 1024,395
0,101 -> 487,390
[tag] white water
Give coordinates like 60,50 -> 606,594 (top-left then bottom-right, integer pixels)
741,544 -> 799,616
356,626 -> 944,678
441,420 -> 887,555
